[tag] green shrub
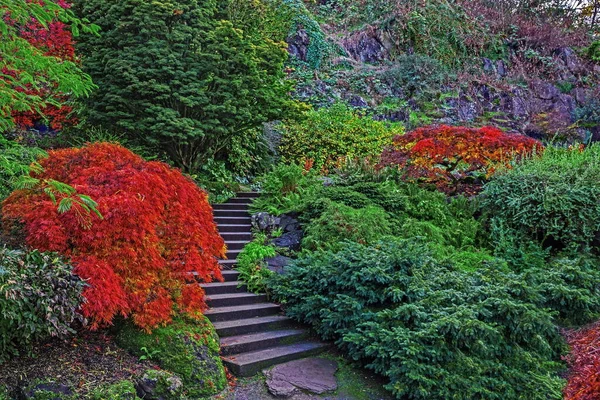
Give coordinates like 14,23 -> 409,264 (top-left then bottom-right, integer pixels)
302,202 -> 392,251
250,163 -> 321,215
268,239 -> 571,399
279,104 -> 403,174
0,247 -> 85,362
236,233 -> 277,294
382,54 -> 449,97
0,137 -> 46,201
116,317 -> 226,398
482,145 -> 600,253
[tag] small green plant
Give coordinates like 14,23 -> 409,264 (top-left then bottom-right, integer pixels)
90,381 -> 137,400
236,233 -> 277,294
139,346 -> 161,361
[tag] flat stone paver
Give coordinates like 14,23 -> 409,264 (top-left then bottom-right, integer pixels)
265,358 -> 338,397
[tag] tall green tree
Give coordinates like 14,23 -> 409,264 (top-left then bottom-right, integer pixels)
74,0 -> 296,172
0,0 -> 97,132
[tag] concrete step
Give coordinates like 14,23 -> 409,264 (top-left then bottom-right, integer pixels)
217,224 -> 252,233
225,249 -> 242,260
213,203 -> 250,211
220,270 -> 240,282
205,292 -> 267,308
222,342 -> 329,377
236,192 -> 260,199
221,232 -> 253,242
215,216 -> 252,225
218,259 -> 238,270
220,329 -> 309,356
213,315 -> 295,337
205,303 -> 281,322
224,198 -> 254,205
214,209 -> 250,218
224,241 -> 249,251
200,281 -> 246,295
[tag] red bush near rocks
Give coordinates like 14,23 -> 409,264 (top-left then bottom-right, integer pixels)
564,322 -> 600,400
379,125 -> 541,195
2,143 -> 225,331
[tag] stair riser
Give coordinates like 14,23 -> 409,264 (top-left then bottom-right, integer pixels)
215,319 -> 294,337
206,306 -> 280,323
202,284 -> 247,295
216,217 -> 252,225
224,241 -> 248,251
214,210 -> 250,218
220,332 -> 309,356
217,225 -> 252,233
236,193 -> 260,199
206,294 -> 267,308
213,203 -> 250,211
225,250 -> 242,259
218,261 -> 238,270
221,233 -> 253,241
225,198 -> 254,204
224,346 -> 328,377
220,271 -> 240,282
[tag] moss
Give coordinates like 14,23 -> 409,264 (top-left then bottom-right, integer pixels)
90,381 -> 137,400
116,317 -> 226,398
0,386 -> 8,400
21,381 -> 76,400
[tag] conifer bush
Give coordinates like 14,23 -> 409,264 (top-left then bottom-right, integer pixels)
2,143 -> 225,331
379,125 -> 541,195
483,145 -> 600,254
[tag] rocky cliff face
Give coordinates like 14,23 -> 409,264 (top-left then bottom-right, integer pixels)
286,18 -> 600,142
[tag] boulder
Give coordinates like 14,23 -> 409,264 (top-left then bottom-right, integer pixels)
272,230 -> 303,252
23,382 -> 73,399
265,255 -> 293,275
341,27 -> 389,63
265,358 -> 338,397
278,213 -> 301,233
532,80 -> 560,100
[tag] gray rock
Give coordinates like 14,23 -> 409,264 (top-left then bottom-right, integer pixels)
265,255 -> 293,275
24,382 -> 72,399
532,80 -> 560,100
135,370 -> 183,400
287,29 -> 310,62
496,60 -> 508,77
347,95 -> 368,108
342,27 -> 389,63
272,230 -> 303,252
573,87 -> 589,104
556,47 -> 585,75
251,212 -> 280,233
278,213 -> 300,233
265,358 -> 338,397
482,58 -> 494,73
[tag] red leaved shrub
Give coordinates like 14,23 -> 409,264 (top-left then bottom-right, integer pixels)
379,125 -> 541,195
564,322 -> 600,400
2,143 -> 225,331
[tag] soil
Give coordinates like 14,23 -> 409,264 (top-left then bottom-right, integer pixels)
0,330 -> 157,397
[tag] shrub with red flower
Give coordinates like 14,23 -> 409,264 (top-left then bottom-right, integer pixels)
379,125 -> 542,195
4,0 -> 79,131
2,143 -> 226,331
564,322 -> 600,400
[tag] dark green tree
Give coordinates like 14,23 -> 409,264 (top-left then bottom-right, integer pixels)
74,0 -> 296,172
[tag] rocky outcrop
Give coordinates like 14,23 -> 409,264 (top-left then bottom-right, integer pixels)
341,26 -> 390,63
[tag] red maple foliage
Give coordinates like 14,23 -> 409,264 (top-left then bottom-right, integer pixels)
2,143 -> 226,331
5,1 -> 79,131
378,125 -> 542,195
564,322 -> 600,400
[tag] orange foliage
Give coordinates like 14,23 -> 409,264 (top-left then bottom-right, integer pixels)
379,125 -> 541,195
565,322 -> 600,400
2,143 -> 225,331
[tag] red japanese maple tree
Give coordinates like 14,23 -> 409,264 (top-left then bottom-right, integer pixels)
5,0 -> 78,131
564,322 -> 600,400
2,143 -> 226,331
379,125 -> 541,195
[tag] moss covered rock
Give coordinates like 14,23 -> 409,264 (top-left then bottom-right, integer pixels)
116,317 -> 226,398
90,381 -> 137,399
135,370 -> 183,400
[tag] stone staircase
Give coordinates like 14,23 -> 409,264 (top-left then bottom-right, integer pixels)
201,192 -> 328,377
